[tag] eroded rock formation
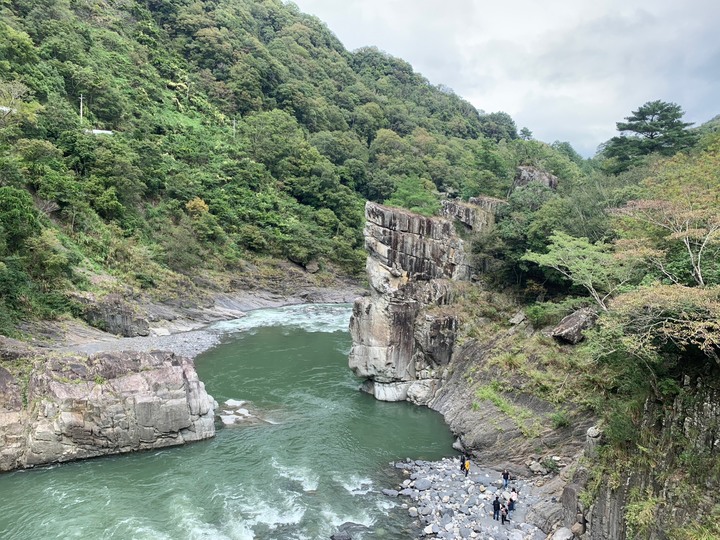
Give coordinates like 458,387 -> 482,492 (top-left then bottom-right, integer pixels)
349,200 -> 501,402
0,341 -> 215,472
513,165 -> 559,191
349,202 -> 465,401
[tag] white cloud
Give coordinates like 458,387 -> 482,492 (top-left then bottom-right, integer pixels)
291,0 -> 720,156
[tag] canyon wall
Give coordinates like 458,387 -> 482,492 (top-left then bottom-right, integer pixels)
349,198 -> 720,538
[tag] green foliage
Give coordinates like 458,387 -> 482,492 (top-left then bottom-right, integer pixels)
522,231 -> 647,311
602,100 -> 698,173
384,176 -> 440,216
625,488 -> 663,539
475,382 -> 541,437
550,411 -> 570,429
525,297 -> 587,327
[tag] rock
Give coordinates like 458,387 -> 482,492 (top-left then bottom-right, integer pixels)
585,425 -> 603,458
407,379 -> 439,405
512,165 -> 559,191
571,521 -> 585,536
551,308 -> 597,344
509,311 -> 527,325
72,292 -> 150,337
331,522 -> 369,540
440,198 -> 503,232
348,202 -> 471,397
415,478 -> 432,491
552,527 -> 574,540
0,350 -> 215,472
382,489 -> 399,497
304,260 -> 320,274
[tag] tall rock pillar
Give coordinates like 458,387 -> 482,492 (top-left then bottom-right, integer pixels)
349,201 -> 482,401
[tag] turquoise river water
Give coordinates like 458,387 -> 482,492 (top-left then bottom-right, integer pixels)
0,304 -> 456,539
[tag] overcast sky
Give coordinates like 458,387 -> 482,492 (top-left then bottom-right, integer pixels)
291,0 -> 720,157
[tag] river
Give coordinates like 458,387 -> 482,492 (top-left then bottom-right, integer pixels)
0,304 -> 456,539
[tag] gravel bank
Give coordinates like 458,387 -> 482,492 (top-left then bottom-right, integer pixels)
383,457 -> 549,540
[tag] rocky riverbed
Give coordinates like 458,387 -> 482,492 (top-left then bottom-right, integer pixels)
382,457 -> 551,540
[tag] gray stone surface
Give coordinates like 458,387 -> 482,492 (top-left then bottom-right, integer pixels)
386,457 -> 547,540
512,166 -> 559,191
0,349 -> 215,471
551,308 -> 597,344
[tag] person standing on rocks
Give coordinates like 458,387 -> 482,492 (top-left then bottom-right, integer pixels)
502,468 -> 510,488
508,487 -> 518,512
460,453 -> 466,473
463,456 -> 470,477
501,504 -> 509,525
492,495 -> 501,520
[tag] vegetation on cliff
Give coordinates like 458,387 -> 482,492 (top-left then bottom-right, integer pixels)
465,121 -> 720,536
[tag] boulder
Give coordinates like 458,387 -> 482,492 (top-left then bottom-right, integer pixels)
552,527 -> 575,540
551,308 -> 597,344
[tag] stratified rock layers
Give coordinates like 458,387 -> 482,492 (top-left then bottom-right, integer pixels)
0,348 -> 215,471
349,201 -> 495,402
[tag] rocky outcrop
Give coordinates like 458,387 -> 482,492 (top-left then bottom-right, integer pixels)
349,202 -> 476,401
513,166 -> 559,191
0,346 -> 215,472
560,376 -> 720,539
440,196 -> 506,232
72,292 -> 150,337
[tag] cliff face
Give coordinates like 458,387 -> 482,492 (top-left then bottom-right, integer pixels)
563,375 -> 720,539
349,201 -> 489,401
0,342 -> 215,472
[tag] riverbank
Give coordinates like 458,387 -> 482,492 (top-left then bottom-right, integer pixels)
38,282 -> 366,359
382,457 -> 573,540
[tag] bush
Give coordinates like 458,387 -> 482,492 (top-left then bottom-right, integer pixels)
551,411 -> 571,429
525,297 -> 587,327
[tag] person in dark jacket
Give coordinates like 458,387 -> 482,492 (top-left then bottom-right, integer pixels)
492,496 -> 501,520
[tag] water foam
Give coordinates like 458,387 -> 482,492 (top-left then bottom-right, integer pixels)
337,474 -> 374,495
271,457 -> 319,492
211,304 -> 352,335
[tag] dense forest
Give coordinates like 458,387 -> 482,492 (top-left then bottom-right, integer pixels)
0,0 -> 556,333
1,1 -> 720,535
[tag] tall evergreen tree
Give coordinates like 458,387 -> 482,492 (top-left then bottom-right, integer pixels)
602,100 -> 696,172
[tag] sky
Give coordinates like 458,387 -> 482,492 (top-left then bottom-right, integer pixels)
291,0 -> 720,157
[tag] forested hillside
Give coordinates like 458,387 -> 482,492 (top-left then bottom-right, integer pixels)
0,0 -> 571,334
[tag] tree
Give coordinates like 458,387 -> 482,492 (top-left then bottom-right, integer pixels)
597,285 -> 720,371
611,138 -> 720,287
0,186 -> 40,252
602,100 -> 697,172
384,176 -> 439,216
522,231 -> 646,311
478,111 -> 517,142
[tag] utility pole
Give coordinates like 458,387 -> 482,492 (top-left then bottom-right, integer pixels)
79,94 -> 84,122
